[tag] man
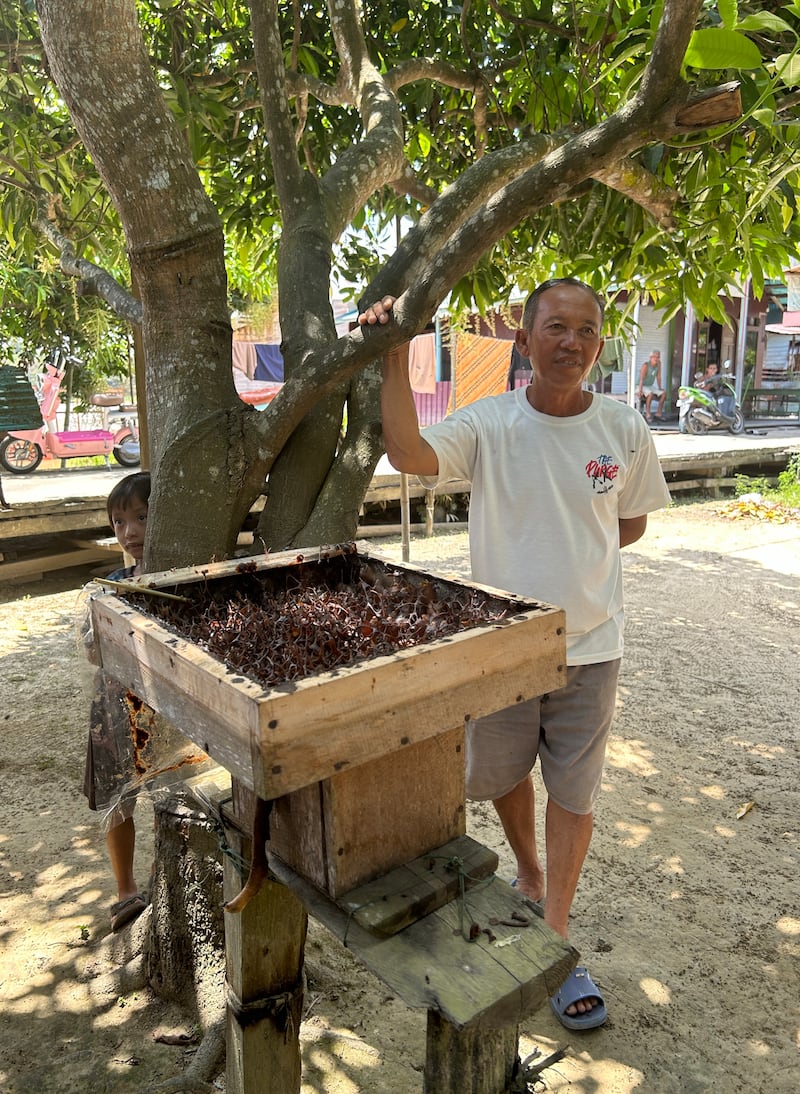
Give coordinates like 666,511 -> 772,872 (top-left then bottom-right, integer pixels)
697,360 -> 720,389
360,279 -> 671,1030
637,348 -> 666,421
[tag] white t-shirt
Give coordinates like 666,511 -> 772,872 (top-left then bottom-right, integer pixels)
422,388 -> 671,665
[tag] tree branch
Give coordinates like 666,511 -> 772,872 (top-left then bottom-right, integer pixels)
591,159 -> 679,228
35,208 -> 142,324
247,0 -> 306,211
638,0 -> 703,105
319,0 -> 405,236
385,57 -> 480,94
371,134 -> 563,295
389,163 -> 439,206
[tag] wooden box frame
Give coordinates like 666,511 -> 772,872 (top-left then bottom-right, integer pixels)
90,544 -> 566,802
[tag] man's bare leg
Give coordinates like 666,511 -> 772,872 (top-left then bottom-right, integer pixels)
542,800 -> 592,938
493,787 -> 600,1017
492,776 -> 545,903
544,800 -> 600,1016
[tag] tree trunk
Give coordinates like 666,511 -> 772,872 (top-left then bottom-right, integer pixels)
146,790 -> 226,1028
36,0 -> 268,571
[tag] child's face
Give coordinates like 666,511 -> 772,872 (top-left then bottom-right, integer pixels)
110,497 -> 148,562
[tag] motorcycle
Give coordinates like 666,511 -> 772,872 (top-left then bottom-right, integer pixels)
677,372 -> 745,435
0,358 -> 140,473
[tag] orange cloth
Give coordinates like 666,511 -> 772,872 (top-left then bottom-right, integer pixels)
452,334 -> 513,409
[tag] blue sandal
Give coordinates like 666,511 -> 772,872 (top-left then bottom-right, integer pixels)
550,966 -> 608,1030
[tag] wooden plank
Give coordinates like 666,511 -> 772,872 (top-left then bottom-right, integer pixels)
658,446 -> 799,474
0,499 -> 110,538
356,522 -> 469,538
65,535 -> 123,555
667,477 -> 742,493
250,614 -> 564,798
269,856 -> 577,1031
90,548 -> 567,798
91,599 -> 260,788
365,478 -> 471,504
337,834 -> 499,937
0,544 -> 115,581
270,729 -> 466,897
319,727 -> 466,895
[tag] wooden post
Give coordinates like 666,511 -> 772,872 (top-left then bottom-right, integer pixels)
400,470 -> 410,560
424,1012 -> 520,1094
425,487 -> 435,537
224,782 -> 308,1094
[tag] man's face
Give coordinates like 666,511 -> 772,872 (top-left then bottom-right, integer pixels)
650,352 -> 660,365
516,284 -> 604,388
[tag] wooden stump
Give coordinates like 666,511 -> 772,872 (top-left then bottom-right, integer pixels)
424,1012 -> 520,1094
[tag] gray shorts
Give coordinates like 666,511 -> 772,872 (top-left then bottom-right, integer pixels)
465,659 -> 621,814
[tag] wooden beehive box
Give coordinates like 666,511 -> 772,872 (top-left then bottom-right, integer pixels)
90,543 -> 566,896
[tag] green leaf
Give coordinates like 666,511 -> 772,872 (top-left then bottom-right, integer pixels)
737,13 -> 795,35
684,28 -> 763,71
751,108 -> 777,128
775,53 -> 800,87
717,0 -> 738,31
296,45 -> 320,78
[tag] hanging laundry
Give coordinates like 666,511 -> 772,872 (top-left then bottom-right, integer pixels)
452,333 -> 512,409
232,341 -> 258,379
254,344 -> 285,382
408,332 -> 437,394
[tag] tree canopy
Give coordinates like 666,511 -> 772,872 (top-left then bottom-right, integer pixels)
2,1 -> 800,564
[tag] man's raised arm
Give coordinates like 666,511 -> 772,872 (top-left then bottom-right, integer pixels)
358,298 -> 439,477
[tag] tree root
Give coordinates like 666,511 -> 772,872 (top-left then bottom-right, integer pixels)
139,1010 -> 226,1094
85,905 -> 151,1000
506,1045 -> 569,1092
87,953 -> 149,1001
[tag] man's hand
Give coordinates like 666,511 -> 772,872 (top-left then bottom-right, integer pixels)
358,295 -> 397,326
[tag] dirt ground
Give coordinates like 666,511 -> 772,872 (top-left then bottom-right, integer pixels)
1,498 -> 798,1094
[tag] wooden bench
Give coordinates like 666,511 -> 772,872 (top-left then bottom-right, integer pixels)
743,386 -> 800,422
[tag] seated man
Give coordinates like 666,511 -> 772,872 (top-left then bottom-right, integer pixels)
637,349 -> 666,421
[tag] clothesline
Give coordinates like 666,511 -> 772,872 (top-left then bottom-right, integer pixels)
231,331 -> 518,418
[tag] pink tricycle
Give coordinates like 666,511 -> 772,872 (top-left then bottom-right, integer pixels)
0,360 -> 140,474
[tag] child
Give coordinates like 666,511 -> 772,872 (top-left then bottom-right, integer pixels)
82,471 -> 151,931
